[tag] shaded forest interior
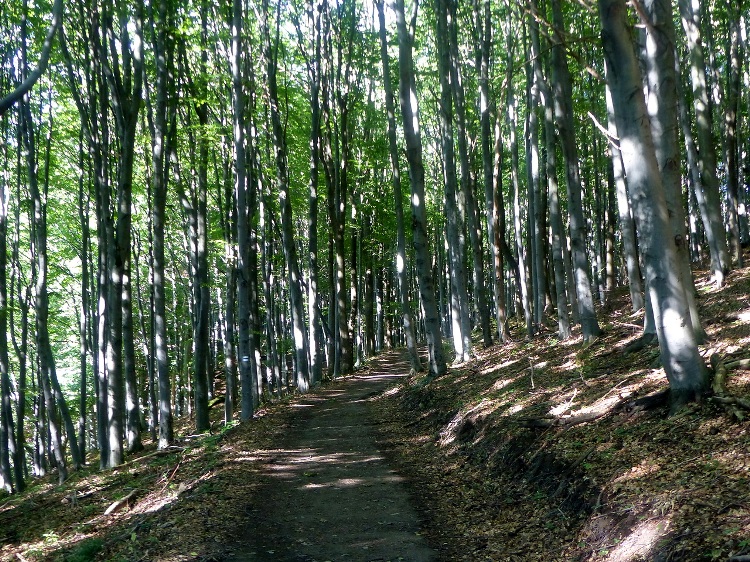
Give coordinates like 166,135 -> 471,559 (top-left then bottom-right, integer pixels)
2,0 -> 750,558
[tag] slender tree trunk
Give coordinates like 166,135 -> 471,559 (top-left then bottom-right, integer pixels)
0,137 -> 13,492
21,98 -> 68,483
723,1 -> 743,267
262,0 -> 310,392
605,84 -> 644,313
376,0 -> 421,372
151,0 -> 174,446
508,90 -> 533,335
435,0 -> 472,363
395,0 -> 446,377
550,0 -> 601,342
476,0 -> 508,343
306,0 -> 325,384
232,0 -> 255,420
77,136 -> 90,461
544,75 -> 571,340
447,0 -> 491,348
677,0 -> 730,284
528,3 -> 548,334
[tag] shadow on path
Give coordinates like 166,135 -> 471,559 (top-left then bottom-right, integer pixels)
230,351 -> 436,562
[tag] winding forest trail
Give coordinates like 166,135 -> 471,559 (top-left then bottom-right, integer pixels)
230,351 -> 436,562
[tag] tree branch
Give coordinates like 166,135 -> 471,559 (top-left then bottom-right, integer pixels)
0,0 -> 63,117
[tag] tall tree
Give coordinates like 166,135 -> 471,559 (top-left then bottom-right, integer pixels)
150,0 -> 174,446
677,0 -> 730,285
394,0 -> 446,377
550,0 -> 601,342
435,0 -> 472,363
641,0 -> 706,342
375,0 -> 421,372
601,0 -> 707,411
475,0 -> 508,343
260,0 -> 310,393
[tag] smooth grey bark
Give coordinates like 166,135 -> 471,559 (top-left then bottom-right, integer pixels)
677,0 -> 730,285
232,0 -> 256,419
476,0 -> 508,343
528,3 -> 548,334
100,2 -> 145,466
76,141 -> 90,461
219,167 -> 238,420
301,0 -> 325,385
550,0 -> 601,342
376,0 -> 421,372
394,0 -> 446,377
150,0 -> 174,447
543,76 -> 571,340
435,0 -> 472,363
642,0 -> 706,343
0,138 -> 13,492
261,0 -> 310,393
21,98 -> 68,483
600,0 -> 707,410
446,0 -> 491,348
10,233 -> 29,490
723,1 -> 743,267
61,15 -> 111,467
605,84 -> 644,313
508,89 -> 533,335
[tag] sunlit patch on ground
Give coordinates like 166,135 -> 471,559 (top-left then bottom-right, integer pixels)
602,517 -> 671,562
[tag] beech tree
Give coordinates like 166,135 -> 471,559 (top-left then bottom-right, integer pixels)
1,0 -> 746,489
601,0 -> 708,410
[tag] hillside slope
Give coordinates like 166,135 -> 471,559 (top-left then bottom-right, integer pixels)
372,263 -> 750,561
0,261 -> 748,561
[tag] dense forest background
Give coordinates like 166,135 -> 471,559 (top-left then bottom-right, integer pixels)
0,0 -> 748,495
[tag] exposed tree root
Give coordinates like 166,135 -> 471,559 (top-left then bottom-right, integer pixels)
623,332 -> 657,354
709,353 -> 750,421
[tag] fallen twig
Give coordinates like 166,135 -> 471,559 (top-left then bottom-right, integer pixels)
104,489 -> 138,516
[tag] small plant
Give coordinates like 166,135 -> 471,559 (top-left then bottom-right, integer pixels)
42,530 -> 60,545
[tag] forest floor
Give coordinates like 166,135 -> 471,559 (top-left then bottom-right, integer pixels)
1,256 -> 750,562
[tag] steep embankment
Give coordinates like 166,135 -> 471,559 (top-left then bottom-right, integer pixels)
372,263 -> 750,561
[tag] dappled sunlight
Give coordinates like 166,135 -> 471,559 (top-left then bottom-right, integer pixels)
482,358 -> 519,375
490,375 -> 521,391
612,458 -> 662,483
438,398 -> 501,447
603,516 -> 672,562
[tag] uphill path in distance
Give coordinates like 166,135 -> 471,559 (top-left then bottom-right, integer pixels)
228,350 -> 436,562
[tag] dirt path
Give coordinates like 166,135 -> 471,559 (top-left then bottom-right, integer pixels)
230,351 -> 436,562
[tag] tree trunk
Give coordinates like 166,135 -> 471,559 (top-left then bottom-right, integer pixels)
544,73 -> 571,340
151,0 -> 174,446
262,0 -> 310,393
677,0 -> 730,285
447,0 -> 491,348
477,0 -> 508,343
642,0 -> 706,343
0,135 -> 13,492
723,1 -> 743,267
394,0 -> 446,377
435,0 -> 472,363
550,0 -> 601,342
376,0 -> 421,372
600,0 -> 707,411
21,98 -> 68,483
